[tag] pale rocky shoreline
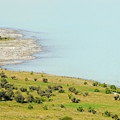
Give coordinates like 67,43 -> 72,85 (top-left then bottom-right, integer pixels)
0,28 -> 41,66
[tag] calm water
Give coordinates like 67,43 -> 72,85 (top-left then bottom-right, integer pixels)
1,0 -> 120,85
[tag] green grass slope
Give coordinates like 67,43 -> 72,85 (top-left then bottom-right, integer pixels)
0,69 -> 120,120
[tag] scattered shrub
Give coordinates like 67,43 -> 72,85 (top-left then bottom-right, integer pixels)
71,97 -> 80,103
101,83 -> 107,87
92,82 -> 98,86
84,81 -> 87,85
34,97 -> 43,104
60,104 -> 65,108
58,89 -> 65,93
30,71 -> 33,75
60,116 -> 72,120
88,107 -> 96,114
20,87 -> 27,92
27,94 -> 34,103
0,78 -> 8,88
34,78 -> 37,81
110,85 -> 116,90
43,105 -> 48,110
114,95 -> 119,100
83,92 -> 89,96
68,94 -> 73,99
11,76 -> 17,80
4,83 -> 15,90
94,89 -> 100,92
105,88 -> 111,94
0,72 -> 7,78
14,92 -> 24,103
3,89 -> 14,101
103,110 -> 111,117
43,78 -> 48,83
28,104 -> 33,109
25,77 -> 28,81
77,106 -> 84,112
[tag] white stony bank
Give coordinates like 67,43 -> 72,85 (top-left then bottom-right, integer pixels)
0,28 -> 41,66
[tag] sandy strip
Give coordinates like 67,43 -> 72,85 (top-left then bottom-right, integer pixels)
0,28 -> 41,66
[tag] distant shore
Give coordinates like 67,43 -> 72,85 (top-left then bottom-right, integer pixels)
0,28 -> 41,66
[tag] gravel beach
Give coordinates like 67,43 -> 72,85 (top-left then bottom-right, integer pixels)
0,28 -> 41,66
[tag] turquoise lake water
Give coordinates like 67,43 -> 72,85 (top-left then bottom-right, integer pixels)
1,0 -> 120,85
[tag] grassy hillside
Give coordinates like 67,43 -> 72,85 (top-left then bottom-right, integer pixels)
0,69 -> 120,120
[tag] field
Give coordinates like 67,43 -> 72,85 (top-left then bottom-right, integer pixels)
0,69 -> 120,120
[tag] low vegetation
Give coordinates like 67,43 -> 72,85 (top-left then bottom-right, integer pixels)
0,69 -> 120,120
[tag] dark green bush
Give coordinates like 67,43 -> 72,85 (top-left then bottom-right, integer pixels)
92,82 -> 98,86
0,78 -> 8,88
29,86 -> 38,91
105,88 -> 111,94
34,78 -> 37,81
27,94 -> 34,103
84,81 -> 87,85
60,116 -> 72,120
71,97 -> 80,103
0,90 -> 5,100
83,92 -> 89,96
34,97 -> 43,104
77,106 -> 84,112
114,95 -> 119,100
110,85 -> 116,90
14,92 -> 24,103
43,105 -> 48,110
94,88 -> 100,92
3,89 -> 14,101
88,107 -> 96,114
28,104 -> 33,109
58,89 -> 65,93
103,110 -> 111,117
4,83 -> 15,90
11,76 -> 17,80
101,83 -> 107,87
42,78 -> 48,83
20,87 -> 27,92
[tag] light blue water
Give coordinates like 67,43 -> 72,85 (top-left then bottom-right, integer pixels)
1,0 -> 120,85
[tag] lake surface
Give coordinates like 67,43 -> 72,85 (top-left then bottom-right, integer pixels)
1,0 -> 120,86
